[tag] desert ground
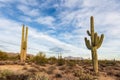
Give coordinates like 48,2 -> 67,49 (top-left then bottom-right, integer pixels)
0,51 -> 120,80
0,60 -> 120,80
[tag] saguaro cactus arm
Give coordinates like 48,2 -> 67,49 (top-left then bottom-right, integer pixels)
25,27 -> 28,50
84,37 -> 91,50
87,30 -> 91,36
25,27 -> 28,42
97,34 -> 104,49
21,25 -> 25,49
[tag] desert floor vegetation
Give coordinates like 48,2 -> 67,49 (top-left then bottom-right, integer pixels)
0,51 -> 120,80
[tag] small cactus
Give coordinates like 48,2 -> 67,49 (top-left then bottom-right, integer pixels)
20,25 -> 28,62
84,16 -> 104,74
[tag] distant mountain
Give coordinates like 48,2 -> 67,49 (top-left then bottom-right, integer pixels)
64,56 -> 84,60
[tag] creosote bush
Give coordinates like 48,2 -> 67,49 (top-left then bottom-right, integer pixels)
32,52 -> 48,65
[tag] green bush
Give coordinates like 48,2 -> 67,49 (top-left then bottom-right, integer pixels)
32,52 -> 47,65
48,56 -> 57,65
0,51 -> 8,60
66,60 -> 76,67
57,58 -> 65,66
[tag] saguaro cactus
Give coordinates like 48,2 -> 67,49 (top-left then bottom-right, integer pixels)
84,16 -> 104,74
58,53 -> 62,59
20,25 -> 28,62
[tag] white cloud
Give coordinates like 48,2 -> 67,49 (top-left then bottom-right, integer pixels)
63,0 -> 82,8
0,0 -> 15,3
36,16 -> 55,27
19,0 -> 38,6
0,17 -> 88,58
0,0 -> 120,60
17,4 -> 40,17
19,16 -> 32,22
54,0 -> 120,60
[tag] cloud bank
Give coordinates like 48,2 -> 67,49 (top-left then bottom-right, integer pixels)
0,0 -> 120,60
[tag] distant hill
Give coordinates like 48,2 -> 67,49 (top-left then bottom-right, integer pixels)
64,56 -> 84,60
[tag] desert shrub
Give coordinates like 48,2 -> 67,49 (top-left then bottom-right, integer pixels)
0,69 -> 14,79
99,60 -> 116,66
82,59 -> 92,65
26,54 -> 34,63
0,51 -> 8,60
0,70 -> 49,80
28,73 -> 48,80
78,74 -> 94,80
57,58 -> 65,66
74,69 -> 83,77
106,60 -> 116,66
7,54 -> 20,61
48,56 -> 57,65
74,70 -> 94,80
6,74 -> 29,80
66,60 -> 76,67
32,52 -> 48,65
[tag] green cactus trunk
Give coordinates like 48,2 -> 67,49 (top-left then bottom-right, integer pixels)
20,25 -> 28,62
84,16 -> 104,74
92,47 -> 98,73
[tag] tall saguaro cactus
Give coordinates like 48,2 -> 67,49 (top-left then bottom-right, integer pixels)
84,16 -> 104,74
20,25 -> 28,62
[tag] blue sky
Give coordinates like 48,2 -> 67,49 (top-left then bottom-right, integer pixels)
0,0 -> 120,60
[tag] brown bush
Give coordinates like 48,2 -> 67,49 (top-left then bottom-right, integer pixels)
0,51 -> 8,60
